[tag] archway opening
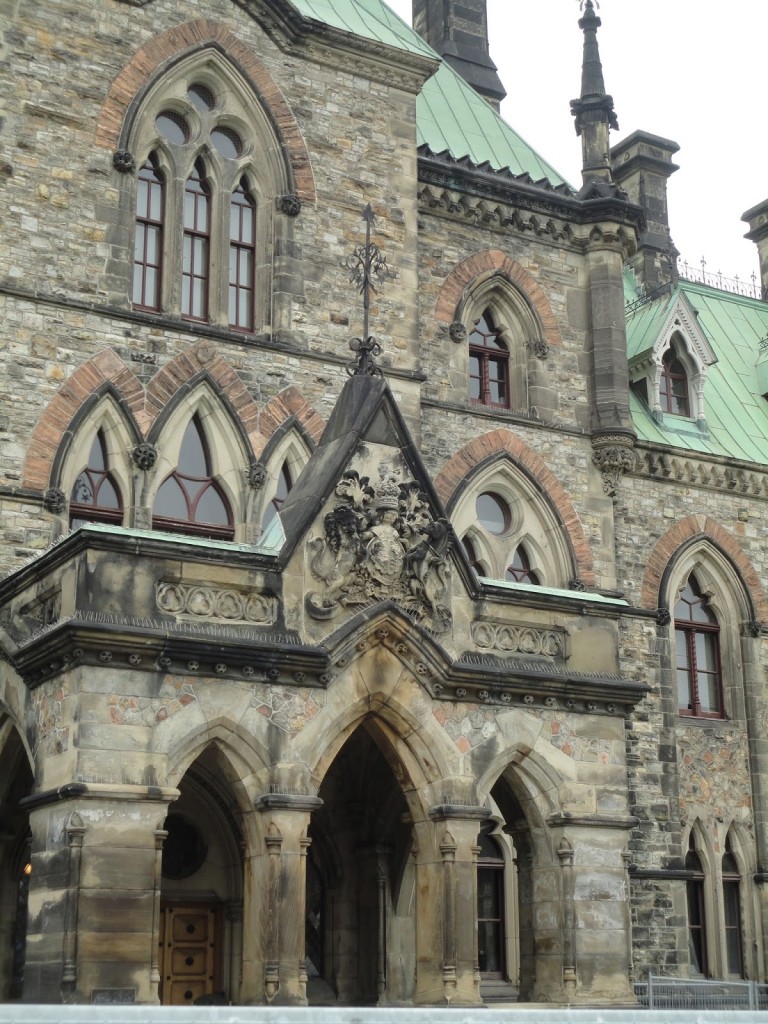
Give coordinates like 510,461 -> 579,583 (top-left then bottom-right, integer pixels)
487,773 -> 537,1002
308,722 -> 414,1006
0,723 -> 33,1000
159,746 -> 245,1006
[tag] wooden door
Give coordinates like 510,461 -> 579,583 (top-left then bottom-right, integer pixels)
159,905 -> 219,1005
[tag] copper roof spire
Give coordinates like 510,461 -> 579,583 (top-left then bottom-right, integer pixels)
570,0 -> 618,187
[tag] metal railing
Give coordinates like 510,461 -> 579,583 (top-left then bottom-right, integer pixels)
644,973 -> 768,1010
677,258 -> 764,300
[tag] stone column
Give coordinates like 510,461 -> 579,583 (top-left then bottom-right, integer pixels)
414,804 -> 488,1007
547,817 -> 637,1005
244,793 -> 321,1006
21,783 -> 177,1004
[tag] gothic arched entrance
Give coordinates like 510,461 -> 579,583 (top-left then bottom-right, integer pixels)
307,722 -> 415,1006
159,746 -> 245,1006
0,719 -> 33,1001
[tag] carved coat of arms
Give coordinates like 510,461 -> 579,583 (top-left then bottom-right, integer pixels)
306,464 -> 452,631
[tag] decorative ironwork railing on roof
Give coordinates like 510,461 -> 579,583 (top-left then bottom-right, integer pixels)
677,257 -> 764,300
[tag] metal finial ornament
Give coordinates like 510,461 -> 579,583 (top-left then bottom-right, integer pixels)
346,336 -> 383,378
342,202 -> 390,347
579,0 -> 599,9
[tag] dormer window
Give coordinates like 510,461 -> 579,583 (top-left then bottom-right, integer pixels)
659,346 -> 690,417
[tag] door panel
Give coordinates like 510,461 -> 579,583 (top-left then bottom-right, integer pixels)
159,905 -> 219,1005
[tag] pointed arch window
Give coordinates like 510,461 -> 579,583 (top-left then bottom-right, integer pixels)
152,416 -> 234,540
182,160 -> 211,321
69,430 -> 123,529
506,546 -> 540,585
660,347 -> 690,417
722,834 -> 744,978
469,311 -> 509,408
229,177 -> 256,331
262,460 -> 292,532
133,155 -> 164,311
685,833 -> 708,977
675,574 -> 723,718
477,831 -> 506,979
462,536 -> 487,576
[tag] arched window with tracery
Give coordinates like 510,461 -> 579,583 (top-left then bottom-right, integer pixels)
660,346 -> 690,417
229,176 -> 256,331
123,55 -> 297,333
506,546 -> 540,585
69,430 -> 123,529
152,415 -> 234,540
469,311 -> 509,409
261,460 -> 292,533
462,536 -> 487,576
182,159 -> 211,321
477,831 -> 506,979
685,832 -> 708,977
133,155 -> 165,311
722,833 -> 744,978
675,573 -> 723,718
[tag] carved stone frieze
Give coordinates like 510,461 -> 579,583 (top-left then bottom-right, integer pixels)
639,448 -> 768,499
307,463 -> 452,632
156,582 -> 278,625
472,620 -> 565,659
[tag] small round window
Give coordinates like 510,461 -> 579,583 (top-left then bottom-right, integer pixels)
187,83 -> 216,112
476,492 -> 510,535
211,126 -> 243,159
155,110 -> 189,145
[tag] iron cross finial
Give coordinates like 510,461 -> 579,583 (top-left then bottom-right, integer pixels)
342,204 -> 390,346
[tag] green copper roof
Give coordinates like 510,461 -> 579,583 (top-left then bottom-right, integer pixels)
626,273 -> 768,464
290,0 -> 436,57
417,61 -> 567,186
289,0 -> 568,188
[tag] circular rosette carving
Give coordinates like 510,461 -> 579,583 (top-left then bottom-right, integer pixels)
277,193 -> 302,217
449,321 -> 467,343
113,150 -> 135,174
131,443 -> 157,471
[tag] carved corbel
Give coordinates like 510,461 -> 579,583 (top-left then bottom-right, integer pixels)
591,435 -> 637,498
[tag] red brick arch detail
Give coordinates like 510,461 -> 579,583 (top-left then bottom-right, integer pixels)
23,350 -> 145,491
256,386 -> 326,457
434,249 -> 562,349
22,344 -> 324,491
640,515 -> 768,620
434,428 -> 594,586
95,19 -> 316,202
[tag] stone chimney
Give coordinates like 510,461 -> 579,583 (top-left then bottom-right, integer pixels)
742,199 -> 768,300
611,130 -> 680,292
412,0 -> 506,110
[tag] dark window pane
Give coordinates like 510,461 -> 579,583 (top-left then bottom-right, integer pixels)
476,492 -> 509,535
195,484 -> 229,525
155,476 -> 188,519
155,111 -> 189,146
187,83 -> 215,111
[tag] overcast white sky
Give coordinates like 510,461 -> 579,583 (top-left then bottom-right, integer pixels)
385,0 -> 766,289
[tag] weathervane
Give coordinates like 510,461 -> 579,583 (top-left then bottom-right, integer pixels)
579,0 -> 599,10
342,203 -> 390,376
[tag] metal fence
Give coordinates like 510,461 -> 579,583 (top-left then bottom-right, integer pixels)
643,974 -> 768,1010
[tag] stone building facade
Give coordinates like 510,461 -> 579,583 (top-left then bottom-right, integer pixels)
2,0 -> 768,1008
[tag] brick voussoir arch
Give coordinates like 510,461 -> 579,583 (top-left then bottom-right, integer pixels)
435,428 -> 595,586
23,350 -> 144,492
435,249 -> 562,349
641,514 -> 768,621
256,386 -> 325,458
96,18 -> 316,202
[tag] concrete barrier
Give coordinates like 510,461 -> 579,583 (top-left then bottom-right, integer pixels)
3,1008 -> 768,1024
